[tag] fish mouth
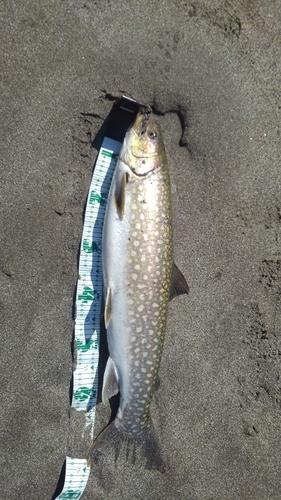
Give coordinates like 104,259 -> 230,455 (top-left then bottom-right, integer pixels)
129,162 -> 161,178
136,106 -> 152,136
131,108 -> 159,160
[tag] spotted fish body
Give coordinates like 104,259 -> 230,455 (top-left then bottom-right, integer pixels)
88,110 -> 188,471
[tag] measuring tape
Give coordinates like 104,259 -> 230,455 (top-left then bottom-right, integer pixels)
55,97 -> 141,500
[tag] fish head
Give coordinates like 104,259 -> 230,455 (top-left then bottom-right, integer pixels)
123,110 -> 166,177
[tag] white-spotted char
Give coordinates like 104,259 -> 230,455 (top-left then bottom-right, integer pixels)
88,108 -> 189,471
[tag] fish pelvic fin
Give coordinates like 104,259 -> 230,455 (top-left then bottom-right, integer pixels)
87,420 -> 166,473
169,262 -> 189,300
102,356 -> 119,404
104,286 -> 112,328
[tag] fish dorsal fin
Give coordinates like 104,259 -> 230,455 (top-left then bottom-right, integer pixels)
104,286 -> 112,328
169,262 -> 189,300
102,356 -> 119,403
114,171 -> 127,220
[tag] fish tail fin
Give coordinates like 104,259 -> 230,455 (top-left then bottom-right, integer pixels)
137,421 -> 166,473
87,420 -> 166,473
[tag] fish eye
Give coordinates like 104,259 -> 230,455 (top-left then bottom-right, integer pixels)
148,130 -> 157,139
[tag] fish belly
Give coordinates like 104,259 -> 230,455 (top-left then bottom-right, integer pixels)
102,159 -> 173,435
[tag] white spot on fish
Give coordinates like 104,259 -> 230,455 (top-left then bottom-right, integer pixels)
134,240 -> 140,247
135,264 -> 140,270
136,326 -> 142,333
138,304 -> 144,312
132,273 -> 137,280
152,303 -> 158,308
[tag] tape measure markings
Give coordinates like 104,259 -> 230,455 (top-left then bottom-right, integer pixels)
72,139 -> 122,411
55,457 -> 90,500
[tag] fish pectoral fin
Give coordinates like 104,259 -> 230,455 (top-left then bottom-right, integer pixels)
114,171 -> 127,220
169,262 -> 189,300
104,286 -> 112,328
102,356 -> 119,404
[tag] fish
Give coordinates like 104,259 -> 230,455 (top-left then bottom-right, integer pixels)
87,108 -> 189,472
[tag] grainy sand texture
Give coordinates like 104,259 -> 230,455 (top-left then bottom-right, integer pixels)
1,1 -> 281,499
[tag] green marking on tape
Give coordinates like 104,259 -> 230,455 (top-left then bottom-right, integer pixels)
82,239 -> 101,254
76,339 -> 98,352
77,286 -> 96,302
101,150 -> 118,159
74,387 -> 92,402
89,189 -> 107,205
57,491 -> 81,499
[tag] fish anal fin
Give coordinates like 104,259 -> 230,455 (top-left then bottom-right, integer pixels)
114,171 -> 127,219
104,286 -> 112,328
102,356 -> 119,404
169,262 -> 189,300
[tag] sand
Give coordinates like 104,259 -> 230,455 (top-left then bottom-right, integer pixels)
1,1 -> 281,498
